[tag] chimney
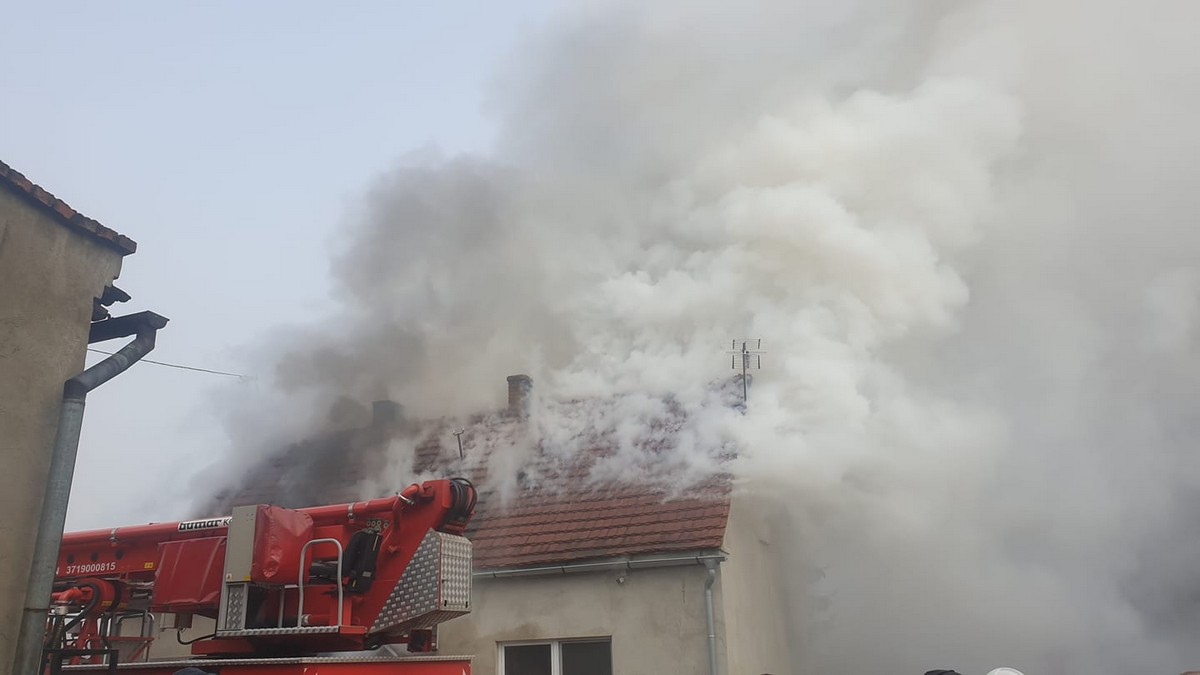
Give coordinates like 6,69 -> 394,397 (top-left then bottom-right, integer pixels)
327,396 -> 369,430
372,400 -> 404,428
506,374 -> 532,418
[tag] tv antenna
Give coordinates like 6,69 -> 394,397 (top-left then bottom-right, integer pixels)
452,428 -> 466,460
728,339 -> 764,405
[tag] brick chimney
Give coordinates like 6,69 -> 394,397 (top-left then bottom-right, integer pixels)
506,374 -> 532,418
371,400 -> 404,428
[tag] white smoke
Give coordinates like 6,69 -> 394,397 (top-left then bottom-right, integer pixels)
221,0 -> 1200,672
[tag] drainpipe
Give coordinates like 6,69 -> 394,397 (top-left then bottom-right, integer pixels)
704,558 -> 719,675
12,311 -> 168,675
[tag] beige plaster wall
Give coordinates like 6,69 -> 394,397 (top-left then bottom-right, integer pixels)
440,565 -> 722,675
0,187 -> 124,671
720,493 -> 794,675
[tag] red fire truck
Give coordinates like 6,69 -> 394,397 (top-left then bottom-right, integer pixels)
41,478 -> 477,675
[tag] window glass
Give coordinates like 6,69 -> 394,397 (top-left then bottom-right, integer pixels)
561,640 -> 613,675
504,643 -> 552,675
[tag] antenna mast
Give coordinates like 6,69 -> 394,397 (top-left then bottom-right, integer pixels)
728,339 -> 763,406
452,428 -> 465,460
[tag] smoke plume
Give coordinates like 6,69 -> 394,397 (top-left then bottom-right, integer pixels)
218,0 -> 1200,672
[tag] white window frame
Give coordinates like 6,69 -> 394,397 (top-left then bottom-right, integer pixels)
496,637 -> 612,675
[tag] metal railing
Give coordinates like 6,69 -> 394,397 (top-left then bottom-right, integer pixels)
296,538 -> 345,628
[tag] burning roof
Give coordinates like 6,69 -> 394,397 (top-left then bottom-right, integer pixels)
208,375 -> 732,569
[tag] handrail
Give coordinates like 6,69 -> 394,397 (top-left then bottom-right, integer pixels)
110,611 -> 157,661
276,584 -> 298,628
296,538 -> 345,628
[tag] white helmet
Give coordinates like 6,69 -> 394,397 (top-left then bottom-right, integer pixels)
986,669 -> 1025,675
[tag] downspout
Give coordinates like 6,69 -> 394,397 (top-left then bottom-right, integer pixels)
12,311 -> 168,675
704,558 -> 720,675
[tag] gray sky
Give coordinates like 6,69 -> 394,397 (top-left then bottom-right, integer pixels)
1,1 -> 563,529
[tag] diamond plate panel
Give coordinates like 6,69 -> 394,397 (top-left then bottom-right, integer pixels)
439,533 -> 471,610
219,625 -> 342,637
220,583 -> 247,631
369,530 -> 472,635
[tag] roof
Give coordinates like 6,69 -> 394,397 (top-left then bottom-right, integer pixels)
209,401 -> 732,570
466,467 -> 730,569
0,160 -> 137,255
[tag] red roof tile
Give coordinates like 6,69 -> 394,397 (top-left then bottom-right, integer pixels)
0,160 -> 137,255
464,464 -> 730,570
210,409 -> 732,570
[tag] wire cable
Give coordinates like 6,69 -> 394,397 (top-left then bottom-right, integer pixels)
85,348 -> 248,379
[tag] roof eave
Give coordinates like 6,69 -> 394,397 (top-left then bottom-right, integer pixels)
473,548 -> 728,579
0,161 -> 138,256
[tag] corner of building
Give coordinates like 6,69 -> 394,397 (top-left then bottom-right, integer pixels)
715,490 -> 794,675
0,172 -> 135,672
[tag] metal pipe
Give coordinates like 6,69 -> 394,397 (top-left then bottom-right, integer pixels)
12,315 -> 166,675
704,558 -> 719,675
62,486 -> 420,547
473,551 -> 726,578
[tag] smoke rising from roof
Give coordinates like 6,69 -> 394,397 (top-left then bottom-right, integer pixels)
217,0 -> 1200,672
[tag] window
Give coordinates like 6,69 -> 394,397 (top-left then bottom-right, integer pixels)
499,638 -> 612,675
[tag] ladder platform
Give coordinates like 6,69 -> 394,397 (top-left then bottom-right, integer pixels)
216,625 -> 346,637
63,655 -> 474,674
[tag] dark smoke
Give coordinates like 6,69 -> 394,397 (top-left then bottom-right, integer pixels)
202,1 -> 1200,672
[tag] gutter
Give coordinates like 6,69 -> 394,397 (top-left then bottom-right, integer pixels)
473,550 -> 727,578
12,311 -> 168,675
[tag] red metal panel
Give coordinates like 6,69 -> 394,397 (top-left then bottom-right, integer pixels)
250,506 -> 313,584
222,663 -> 471,675
53,479 -> 476,658
69,659 -> 472,675
150,538 -> 225,611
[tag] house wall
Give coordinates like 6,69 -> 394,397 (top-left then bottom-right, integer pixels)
440,565 -> 721,675
719,493 -> 793,675
0,187 -> 125,672
136,565 -> 726,672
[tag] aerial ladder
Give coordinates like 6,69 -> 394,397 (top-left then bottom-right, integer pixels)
39,478 -> 477,675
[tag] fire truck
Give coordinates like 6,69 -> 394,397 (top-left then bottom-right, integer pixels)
40,478 -> 478,675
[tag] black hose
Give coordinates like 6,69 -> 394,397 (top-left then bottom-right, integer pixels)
97,581 -> 127,657
40,579 -> 105,673
59,579 -> 103,638
448,478 -> 477,521
176,629 -> 218,646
